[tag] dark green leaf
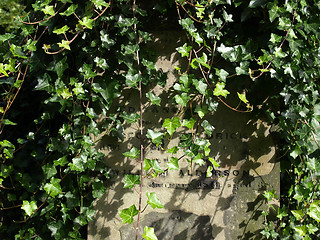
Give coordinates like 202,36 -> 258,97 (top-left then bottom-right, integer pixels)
124,175 -> 140,189
119,205 -> 139,224
146,91 -> 161,106
44,178 -> 62,197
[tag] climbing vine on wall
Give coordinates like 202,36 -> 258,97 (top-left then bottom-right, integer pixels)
0,0 -> 319,239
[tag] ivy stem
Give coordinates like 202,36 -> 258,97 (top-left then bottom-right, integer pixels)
132,0 -> 144,239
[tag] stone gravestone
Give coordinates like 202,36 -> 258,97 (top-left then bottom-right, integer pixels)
88,31 -> 280,240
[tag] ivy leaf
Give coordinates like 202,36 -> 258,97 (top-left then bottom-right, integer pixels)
167,157 -> 179,170
308,201 -> 320,222
60,4 -> 78,16
174,93 -> 190,107
58,40 -> 71,50
100,30 -> 115,49
167,146 -> 179,154
163,117 -> 181,135
237,92 -> 249,104
124,175 -> 140,189
306,158 -> 320,176
176,43 -> 192,57
179,74 -> 191,88
249,0 -> 267,8
44,178 -> 62,197
79,17 -> 94,29
21,200 -> 37,216
209,157 -> 220,168
268,5 -> 279,22
42,5 -> 55,16
79,63 -> 97,79
144,159 -> 164,173
192,79 -> 207,95
191,53 -> 210,69
92,0 -> 109,8
201,120 -> 215,137
182,118 -> 196,129
69,157 -> 85,172
143,226 -> 158,240
193,153 -> 204,166
119,205 -> 139,224
236,61 -> 250,75
195,105 -> 208,119
53,25 -> 70,35
293,226 -> 307,236
125,70 -> 140,88
120,112 -> 140,123
146,192 -> 163,209
222,10 -> 233,22
0,33 -> 14,43
215,68 -> 229,82
213,82 -> 230,98
146,91 -> 161,106
123,147 -> 140,159
206,165 -> 213,177
146,129 -> 164,146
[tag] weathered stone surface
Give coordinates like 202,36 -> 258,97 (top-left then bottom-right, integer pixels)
88,31 -> 279,240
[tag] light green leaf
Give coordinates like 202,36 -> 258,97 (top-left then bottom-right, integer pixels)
79,17 -> 94,29
144,159 -> 164,173
237,92 -> 248,104
163,117 -> 181,135
143,226 -> 158,240
206,165 -> 213,177
119,205 -> 139,224
174,93 -> 190,107
92,0 -> 109,7
60,88 -> 72,99
176,43 -> 192,57
146,129 -> 164,146
213,82 -> 230,98
193,154 -> 204,166
191,53 -> 210,69
123,147 -> 140,159
195,105 -> 208,119
2,119 -> 17,126
60,4 -> 78,16
147,192 -> 163,209
53,25 -> 70,35
167,146 -> 179,154
182,118 -> 196,129
209,157 -> 220,168
21,200 -> 37,216
146,91 -> 161,106
308,201 -> 320,222
167,157 -> 179,170
42,5 -> 55,16
293,225 -> 307,236
124,175 -> 140,189
44,178 -> 62,197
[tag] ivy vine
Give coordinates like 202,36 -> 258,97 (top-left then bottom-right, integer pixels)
0,0 -> 319,239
